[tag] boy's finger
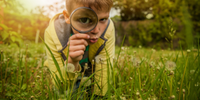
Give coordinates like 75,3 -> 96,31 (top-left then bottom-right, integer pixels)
69,45 -> 86,52
70,34 -> 90,40
68,39 -> 88,46
69,50 -> 84,59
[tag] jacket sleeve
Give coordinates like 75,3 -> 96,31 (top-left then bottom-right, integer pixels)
44,28 -> 82,86
93,21 -> 115,96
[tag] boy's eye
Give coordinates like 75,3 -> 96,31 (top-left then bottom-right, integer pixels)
79,18 -> 92,24
100,18 -> 107,22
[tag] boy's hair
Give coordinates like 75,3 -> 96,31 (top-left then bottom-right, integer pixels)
66,0 -> 113,14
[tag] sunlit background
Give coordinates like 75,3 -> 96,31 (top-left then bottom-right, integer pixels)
0,0 -> 199,49
19,0 -> 63,11
18,0 -> 120,18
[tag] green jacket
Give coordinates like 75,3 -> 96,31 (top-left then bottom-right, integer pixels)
44,13 -> 115,96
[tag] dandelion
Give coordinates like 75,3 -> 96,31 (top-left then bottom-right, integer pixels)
84,63 -> 89,70
141,57 -> 147,62
121,46 -> 125,50
187,49 -> 191,53
136,91 -> 140,96
141,89 -> 143,92
134,51 -> 136,54
149,61 -> 155,68
165,61 -> 176,71
120,96 -> 126,100
151,49 -> 156,53
124,67 -> 129,72
151,97 -> 157,100
92,59 -> 94,65
80,77 -> 91,87
65,63 -> 75,72
190,70 -> 195,74
111,95 -> 115,99
30,96 -> 34,99
146,14 -> 154,19
156,66 -> 160,70
182,89 -> 185,94
130,8 -> 134,11
95,55 -> 106,64
158,62 -> 163,67
170,95 -> 175,99
195,82 -> 199,87
36,75 -> 40,79
131,57 -> 141,67
169,71 -> 174,76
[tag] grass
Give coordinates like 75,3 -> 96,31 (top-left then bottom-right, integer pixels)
0,42 -> 199,100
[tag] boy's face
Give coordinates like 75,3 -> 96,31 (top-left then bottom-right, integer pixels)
63,4 -> 110,45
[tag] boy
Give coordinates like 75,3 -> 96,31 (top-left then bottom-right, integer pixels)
44,0 -> 115,97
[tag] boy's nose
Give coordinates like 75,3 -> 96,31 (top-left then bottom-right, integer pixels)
90,24 -> 100,34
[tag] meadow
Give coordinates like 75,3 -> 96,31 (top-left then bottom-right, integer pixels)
0,42 -> 199,100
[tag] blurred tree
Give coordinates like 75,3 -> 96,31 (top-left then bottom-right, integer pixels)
0,0 -> 23,46
113,0 -> 154,21
1,0 -> 50,42
186,0 -> 200,47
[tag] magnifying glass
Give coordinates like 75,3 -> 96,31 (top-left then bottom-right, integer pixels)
70,7 -> 98,33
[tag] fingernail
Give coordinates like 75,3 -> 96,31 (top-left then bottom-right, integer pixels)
88,35 -> 90,39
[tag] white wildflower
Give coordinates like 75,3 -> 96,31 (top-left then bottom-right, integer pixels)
151,49 -> 156,52
170,95 -> 175,99
158,62 -> 163,67
136,91 -> 140,96
165,61 -> 176,71
146,14 -> 154,19
95,55 -> 106,64
187,49 -> 191,53
80,77 -> 91,87
120,96 -> 126,100
169,71 -> 174,76
149,61 -> 155,68
190,70 -> 195,74
131,57 -> 141,67
65,63 -> 75,72
156,66 -> 160,70
182,89 -> 185,94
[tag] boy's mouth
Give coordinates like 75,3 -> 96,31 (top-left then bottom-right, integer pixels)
89,38 -> 98,43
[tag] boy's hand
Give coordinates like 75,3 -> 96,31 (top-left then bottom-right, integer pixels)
67,33 -> 90,71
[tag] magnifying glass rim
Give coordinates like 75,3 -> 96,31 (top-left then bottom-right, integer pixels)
70,7 -> 98,33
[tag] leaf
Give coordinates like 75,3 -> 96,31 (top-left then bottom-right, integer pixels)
2,32 -> 9,41
5,92 -> 12,97
10,36 -> 16,42
21,84 -> 27,90
0,23 -> 10,31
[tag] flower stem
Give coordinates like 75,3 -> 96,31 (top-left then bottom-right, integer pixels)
170,75 -> 173,96
179,58 -> 188,100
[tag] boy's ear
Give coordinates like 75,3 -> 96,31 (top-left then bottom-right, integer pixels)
63,10 -> 70,24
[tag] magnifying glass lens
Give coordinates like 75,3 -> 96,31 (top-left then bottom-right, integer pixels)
70,7 -> 98,33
